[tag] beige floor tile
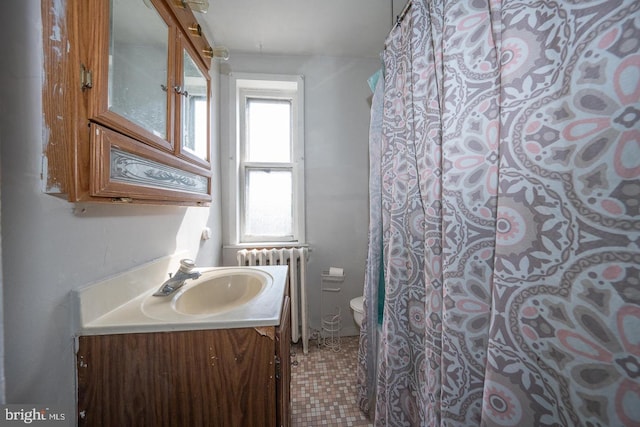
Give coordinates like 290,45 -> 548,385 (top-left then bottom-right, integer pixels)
291,336 -> 373,427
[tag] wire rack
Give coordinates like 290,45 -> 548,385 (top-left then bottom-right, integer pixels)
320,271 -> 345,352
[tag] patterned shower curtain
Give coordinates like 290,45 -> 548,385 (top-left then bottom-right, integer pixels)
357,0 -> 640,426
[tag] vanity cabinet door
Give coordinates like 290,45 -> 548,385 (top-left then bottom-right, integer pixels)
77,329 -> 277,426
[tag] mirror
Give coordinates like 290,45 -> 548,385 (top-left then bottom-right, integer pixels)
109,0 -> 169,139
181,49 -> 209,161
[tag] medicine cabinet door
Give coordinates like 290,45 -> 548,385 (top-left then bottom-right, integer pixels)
177,41 -> 211,166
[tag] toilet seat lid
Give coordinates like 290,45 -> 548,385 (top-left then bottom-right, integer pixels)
350,296 -> 364,312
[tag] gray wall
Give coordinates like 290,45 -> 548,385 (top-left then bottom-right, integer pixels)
0,0 -> 222,406
220,53 -> 380,337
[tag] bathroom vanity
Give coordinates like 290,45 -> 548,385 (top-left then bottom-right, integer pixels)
76,298 -> 290,426
73,257 -> 290,426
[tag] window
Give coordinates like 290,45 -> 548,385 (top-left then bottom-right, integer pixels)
229,74 -> 305,244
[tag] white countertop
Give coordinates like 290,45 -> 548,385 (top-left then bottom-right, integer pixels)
72,253 -> 288,336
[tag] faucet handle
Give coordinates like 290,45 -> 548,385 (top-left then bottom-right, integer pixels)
179,258 -> 196,272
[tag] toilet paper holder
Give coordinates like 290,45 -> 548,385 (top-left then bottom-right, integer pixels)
321,267 -> 345,287
319,268 -> 345,351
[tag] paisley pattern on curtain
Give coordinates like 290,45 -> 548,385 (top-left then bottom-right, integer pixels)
357,0 -> 640,426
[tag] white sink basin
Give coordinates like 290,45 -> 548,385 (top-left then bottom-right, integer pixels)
172,271 -> 266,315
141,268 -> 273,321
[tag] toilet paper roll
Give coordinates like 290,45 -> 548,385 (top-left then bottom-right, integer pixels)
328,267 -> 344,276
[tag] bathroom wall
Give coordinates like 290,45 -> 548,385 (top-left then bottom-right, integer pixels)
219,53 -> 381,337
0,0 -> 222,407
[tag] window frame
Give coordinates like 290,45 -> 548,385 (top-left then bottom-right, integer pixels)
228,73 -> 305,245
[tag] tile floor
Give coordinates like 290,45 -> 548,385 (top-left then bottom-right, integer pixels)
290,336 -> 373,426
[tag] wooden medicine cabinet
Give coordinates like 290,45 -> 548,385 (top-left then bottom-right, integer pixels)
42,0 -> 213,205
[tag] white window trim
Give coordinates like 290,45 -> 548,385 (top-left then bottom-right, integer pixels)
228,72 -> 305,245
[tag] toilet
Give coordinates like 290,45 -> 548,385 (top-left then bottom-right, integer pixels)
350,296 -> 364,328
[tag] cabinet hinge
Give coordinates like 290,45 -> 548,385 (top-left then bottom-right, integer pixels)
275,355 -> 281,380
80,64 -> 93,90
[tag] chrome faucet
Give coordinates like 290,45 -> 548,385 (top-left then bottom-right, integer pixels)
153,259 -> 201,297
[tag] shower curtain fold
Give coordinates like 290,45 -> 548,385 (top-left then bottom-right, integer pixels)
357,0 -> 640,426
356,67 -> 385,416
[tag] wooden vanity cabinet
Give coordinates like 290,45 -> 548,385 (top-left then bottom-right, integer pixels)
276,296 -> 292,427
76,297 -> 291,426
42,0 -> 213,206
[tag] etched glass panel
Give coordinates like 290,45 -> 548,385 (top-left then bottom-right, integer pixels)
110,147 -> 208,194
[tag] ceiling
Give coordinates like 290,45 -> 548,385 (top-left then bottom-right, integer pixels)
198,0 -> 409,58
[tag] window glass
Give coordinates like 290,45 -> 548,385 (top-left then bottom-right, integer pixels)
244,169 -> 293,238
246,98 -> 291,163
